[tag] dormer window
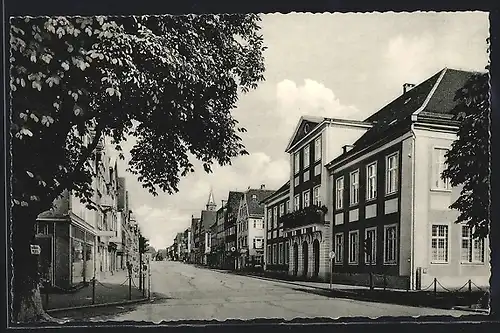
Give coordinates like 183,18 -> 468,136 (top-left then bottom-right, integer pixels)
251,194 -> 257,200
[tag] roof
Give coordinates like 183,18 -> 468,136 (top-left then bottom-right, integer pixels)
226,191 -> 244,216
261,181 -> 290,204
285,116 -> 372,153
245,189 -> 276,216
200,210 -> 217,231
327,68 -> 477,168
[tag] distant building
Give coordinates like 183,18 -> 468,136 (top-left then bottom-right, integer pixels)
224,191 -> 244,270
261,181 -> 290,274
236,186 -> 275,270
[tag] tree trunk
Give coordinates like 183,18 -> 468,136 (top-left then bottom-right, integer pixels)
11,207 -> 66,324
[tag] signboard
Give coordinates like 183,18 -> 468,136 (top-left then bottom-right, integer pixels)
30,244 -> 41,255
328,251 -> 335,260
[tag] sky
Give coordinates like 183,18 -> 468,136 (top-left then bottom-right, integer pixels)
113,12 -> 489,250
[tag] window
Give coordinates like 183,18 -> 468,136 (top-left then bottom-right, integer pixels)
461,226 -> 485,263
348,231 -> 359,264
314,136 -> 322,161
279,203 -> 284,217
294,153 -> 300,174
294,176 -> 299,187
431,225 -> 449,263
303,171 -> 310,182
285,200 -> 290,213
335,233 -> 344,264
336,177 -> 344,209
253,220 -> 256,228
386,153 -> 398,195
434,148 -> 451,190
365,228 -> 377,265
252,194 -> 257,200
350,170 -> 359,205
267,209 -> 272,230
303,145 -> 310,169
279,243 -> 284,264
267,244 -> 272,264
384,225 -> 397,264
294,195 -> 300,211
273,244 -> 277,264
314,164 -> 321,176
313,186 -> 321,206
273,207 -> 278,228
303,191 -> 310,208
366,162 -> 377,201
254,237 -> 263,249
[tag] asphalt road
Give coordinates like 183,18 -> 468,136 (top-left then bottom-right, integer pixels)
68,260 -> 473,322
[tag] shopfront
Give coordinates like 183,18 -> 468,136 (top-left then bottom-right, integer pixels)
70,224 -> 95,285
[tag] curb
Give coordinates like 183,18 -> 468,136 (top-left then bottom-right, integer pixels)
46,297 -> 151,314
452,306 -> 489,314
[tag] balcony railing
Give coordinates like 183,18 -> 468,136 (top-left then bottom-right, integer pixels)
279,205 -> 328,230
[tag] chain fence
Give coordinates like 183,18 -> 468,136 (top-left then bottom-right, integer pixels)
42,264 -> 152,311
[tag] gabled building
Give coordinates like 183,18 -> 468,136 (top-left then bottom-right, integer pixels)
236,185 -> 275,270
262,181 -> 290,274
189,216 -> 201,263
214,202 -> 227,268
199,191 -> 217,265
280,115 -> 371,281
224,191 -> 244,270
326,68 -> 490,290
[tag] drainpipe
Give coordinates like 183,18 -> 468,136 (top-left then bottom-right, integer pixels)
410,124 -> 417,290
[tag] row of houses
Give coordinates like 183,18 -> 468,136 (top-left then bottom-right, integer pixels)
168,187 -> 275,270
35,135 -> 144,289
168,68 -> 489,291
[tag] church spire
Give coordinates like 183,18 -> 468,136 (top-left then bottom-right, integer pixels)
206,187 -> 216,211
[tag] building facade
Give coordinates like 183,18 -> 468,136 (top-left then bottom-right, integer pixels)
224,191 -> 244,270
262,181 -> 290,274
326,68 -> 490,290
35,136 -> 132,288
236,186 -> 274,270
280,116 -> 371,281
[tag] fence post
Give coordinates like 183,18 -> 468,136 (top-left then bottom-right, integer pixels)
92,277 -> 96,305
433,278 -> 437,296
44,284 -> 49,309
128,271 -> 132,301
468,279 -> 472,294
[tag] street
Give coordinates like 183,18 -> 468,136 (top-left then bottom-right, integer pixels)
69,260 -> 472,322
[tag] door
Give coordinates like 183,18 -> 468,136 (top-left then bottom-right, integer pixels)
302,242 -> 309,277
313,239 -> 320,278
37,236 -> 53,286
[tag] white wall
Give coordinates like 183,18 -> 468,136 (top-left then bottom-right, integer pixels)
413,127 -> 490,288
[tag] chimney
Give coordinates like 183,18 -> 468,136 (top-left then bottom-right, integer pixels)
260,184 -> 266,190
343,145 -> 354,154
403,83 -> 415,94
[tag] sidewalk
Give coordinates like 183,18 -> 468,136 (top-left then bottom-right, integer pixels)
209,268 -> 490,313
43,269 -> 147,312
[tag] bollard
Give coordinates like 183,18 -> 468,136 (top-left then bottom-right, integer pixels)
468,279 -> 472,294
92,278 -> 96,305
433,278 -> 437,296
